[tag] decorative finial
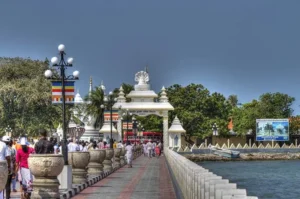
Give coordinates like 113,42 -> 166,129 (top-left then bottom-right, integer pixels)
145,65 -> 149,73
117,85 -> 126,103
160,86 -> 168,102
135,71 -> 149,85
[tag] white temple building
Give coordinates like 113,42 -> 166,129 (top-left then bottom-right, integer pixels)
113,70 -> 174,147
58,69 -> 177,147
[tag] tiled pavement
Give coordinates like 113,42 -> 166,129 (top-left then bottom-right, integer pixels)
72,155 -> 177,199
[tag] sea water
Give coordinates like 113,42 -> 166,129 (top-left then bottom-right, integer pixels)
199,160 -> 300,199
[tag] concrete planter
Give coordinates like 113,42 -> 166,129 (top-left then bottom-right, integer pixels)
0,160 -> 8,191
103,149 -> 114,173
87,149 -> 106,178
68,152 -> 90,184
120,147 -> 126,166
114,148 -> 121,169
28,154 -> 64,199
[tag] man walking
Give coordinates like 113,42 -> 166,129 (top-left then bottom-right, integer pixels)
0,136 -> 12,199
34,129 -> 54,154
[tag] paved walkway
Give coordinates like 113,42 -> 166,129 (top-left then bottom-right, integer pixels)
72,155 -> 177,199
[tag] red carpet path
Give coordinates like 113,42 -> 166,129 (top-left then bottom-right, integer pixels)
72,155 -> 177,199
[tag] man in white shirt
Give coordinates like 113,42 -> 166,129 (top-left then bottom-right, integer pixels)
67,139 -> 78,152
146,141 -> 153,158
0,136 -> 11,199
117,141 -> 123,148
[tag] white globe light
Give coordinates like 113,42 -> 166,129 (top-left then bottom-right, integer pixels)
73,70 -> 79,78
109,91 -> 113,96
58,44 -> 65,52
100,104 -> 105,109
67,57 -> 73,64
51,57 -> 58,64
44,70 -> 53,78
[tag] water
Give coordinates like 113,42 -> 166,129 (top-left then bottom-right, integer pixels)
199,160 -> 300,199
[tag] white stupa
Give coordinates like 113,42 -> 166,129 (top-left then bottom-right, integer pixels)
74,90 -> 84,104
99,121 -> 118,143
168,116 -> 186,148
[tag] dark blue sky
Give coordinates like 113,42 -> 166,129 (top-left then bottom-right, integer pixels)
1,1 -> 300,114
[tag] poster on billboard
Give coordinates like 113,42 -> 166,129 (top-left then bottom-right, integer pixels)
256,119 -> 289,141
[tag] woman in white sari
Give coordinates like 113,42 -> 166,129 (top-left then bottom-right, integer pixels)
125,141 -> 134,168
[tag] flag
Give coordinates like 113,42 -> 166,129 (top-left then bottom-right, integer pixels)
51,81 -> 75,104
104,110 -> 119,122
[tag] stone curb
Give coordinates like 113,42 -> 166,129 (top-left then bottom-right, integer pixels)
59,156 -> 141,199
59,171 -> 111,199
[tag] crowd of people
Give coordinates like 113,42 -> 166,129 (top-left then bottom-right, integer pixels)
0,128 -> 163,199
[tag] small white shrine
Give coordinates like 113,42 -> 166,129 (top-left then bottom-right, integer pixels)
99,121 -> 118,143
168,116 -> 186,148
113,70 -> 174,147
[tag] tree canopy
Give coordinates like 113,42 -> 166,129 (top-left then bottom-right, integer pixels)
0,57 -> 61,137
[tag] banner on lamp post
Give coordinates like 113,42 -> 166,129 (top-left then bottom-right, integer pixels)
51,81 -> 75,104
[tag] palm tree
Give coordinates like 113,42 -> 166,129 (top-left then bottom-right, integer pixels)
227,95 -> 238,107
84,86 -> 105,129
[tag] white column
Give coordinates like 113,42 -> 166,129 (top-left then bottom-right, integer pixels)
117,110 -> 122,141
163,111 -> 169,148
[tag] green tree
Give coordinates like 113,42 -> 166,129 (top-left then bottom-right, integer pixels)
0,57 -> 61,137
166,84 -> 232,138
84,86 -> 105,128
227,95 -> 238,108
232,93 -> 295,135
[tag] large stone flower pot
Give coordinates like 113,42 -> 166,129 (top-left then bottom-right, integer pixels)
28,154 -> 64,199
103,149 -> 114,173
0,160 -> 8,191
68,152 -> 90,184
120,147 -> 126,166
87,149 -> 106,178
114,148 -> 121,169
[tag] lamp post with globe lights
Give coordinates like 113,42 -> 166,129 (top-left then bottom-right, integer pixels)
122,109 -> 132,143
212,123 -> 218,136
103,91 -> 117,149
44,44 -> 79,165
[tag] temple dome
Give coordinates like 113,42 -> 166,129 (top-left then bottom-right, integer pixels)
75,90 -> 84,104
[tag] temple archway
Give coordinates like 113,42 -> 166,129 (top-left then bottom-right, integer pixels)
113,70 -> 174,148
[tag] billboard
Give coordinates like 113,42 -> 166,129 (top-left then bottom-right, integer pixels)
256,119 -> 289,141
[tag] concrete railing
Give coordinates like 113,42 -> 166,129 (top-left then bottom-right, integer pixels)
164,149 -> 258,199
175,142 -> 300,153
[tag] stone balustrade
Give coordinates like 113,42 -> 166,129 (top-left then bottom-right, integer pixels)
165,149 -> 258,199
27,147 -> 137,199
176,142 -> 300,153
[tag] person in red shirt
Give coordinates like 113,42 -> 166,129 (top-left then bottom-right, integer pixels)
15,137 -> 34,199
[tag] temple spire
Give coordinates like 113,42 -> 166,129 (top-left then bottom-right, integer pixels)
100,80 -> 106,94
145,64 -> 149,73
89,76 -> 93,95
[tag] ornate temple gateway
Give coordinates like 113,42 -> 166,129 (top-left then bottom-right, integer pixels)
113,70 -> 174,147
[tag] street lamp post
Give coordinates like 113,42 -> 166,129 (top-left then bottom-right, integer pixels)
212,123 -> 218,136
122,109 -> 132,143
132,117 -> 138,145
103,91 -> 117,149
44,44 -> 79,165
5,125 -> 12,137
